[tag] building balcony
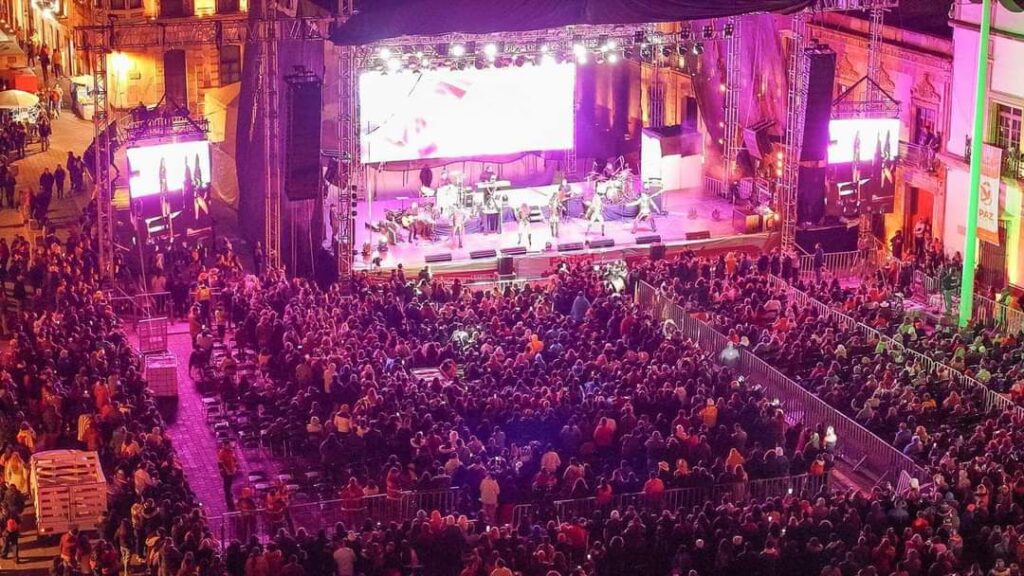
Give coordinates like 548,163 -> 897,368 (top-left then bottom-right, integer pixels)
899,141 -> 939,174
1001,146 -> 1024,181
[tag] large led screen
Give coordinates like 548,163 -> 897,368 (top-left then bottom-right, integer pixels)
127,140 -> 212,199
359,63 -> 576,163
828,118 -> 900,164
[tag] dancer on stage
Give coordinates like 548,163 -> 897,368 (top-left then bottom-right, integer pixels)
548,182 -> 568,238
585,192 -> 605,236
516,203 -> 532,247
628,187 -> 666,233
450,205 -> 467,248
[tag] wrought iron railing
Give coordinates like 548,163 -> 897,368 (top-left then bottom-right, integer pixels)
898,141 -> 935,172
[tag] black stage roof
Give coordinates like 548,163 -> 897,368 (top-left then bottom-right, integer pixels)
330,0 -> 811,45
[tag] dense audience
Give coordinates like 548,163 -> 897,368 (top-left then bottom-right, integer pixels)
9,236 -> 1024,576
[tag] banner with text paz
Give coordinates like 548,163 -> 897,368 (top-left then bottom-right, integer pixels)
979,144 -> 1002,245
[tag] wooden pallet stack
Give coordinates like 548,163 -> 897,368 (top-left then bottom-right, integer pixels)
144,353 -> 179,398
30,450 -> 107,535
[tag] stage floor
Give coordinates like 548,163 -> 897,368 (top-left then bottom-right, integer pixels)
354,186 -> 766,274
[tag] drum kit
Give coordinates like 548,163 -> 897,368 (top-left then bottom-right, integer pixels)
592,165 -> 638,204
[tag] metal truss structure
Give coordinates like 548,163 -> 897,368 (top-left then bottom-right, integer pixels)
336,44 -> 360,291
723,16 -> 742,196
779,12 -> 808,254
260,0 -> 282,270
776,0 -> 901,253
74,13 -> 340,279
91,53 -> 114,280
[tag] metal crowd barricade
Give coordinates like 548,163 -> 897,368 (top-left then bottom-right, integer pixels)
553,474 -> 830,522
703,176 -> 726,199
635,280 -> 928,486
214,488 -> 463,544
774,277 -> 1019,416
797,250 -> 865,282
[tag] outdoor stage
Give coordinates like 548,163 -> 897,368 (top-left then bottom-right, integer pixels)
353,185 -> 775,278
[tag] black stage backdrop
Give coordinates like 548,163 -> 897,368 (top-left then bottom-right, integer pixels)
331,0 -> 811,45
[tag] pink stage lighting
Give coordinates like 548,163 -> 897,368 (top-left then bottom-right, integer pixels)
359,63 -> 576,163
828,118 -> 900,164
126,140 -> 212,198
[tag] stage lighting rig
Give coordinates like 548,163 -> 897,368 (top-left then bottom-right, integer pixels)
692,43 -> 705,55
723,22 -> 735,38
451,43 -> 466,57
702,25 -> 715,40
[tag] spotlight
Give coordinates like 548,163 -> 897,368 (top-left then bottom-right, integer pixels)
421,56 -> 431,68
541,53 -> 556,66
540,44 -> 550,53
607,39 -> 617,50
577,51 -> 588,64
693,43 -> 704,55
484,43 -> 498,58
386,58 -> 401,72
451,44 -> 466,57
702,25 -> 714,40
624,47 -> 635,59
661,46 -> 672,58
677,44 -> 688,57
379,47 -> 392,59
608,52 -> 619,64
573,43 -> 586,58
680,30 -> 692,41
514,55 -> 526,67
474,58 -> 486,70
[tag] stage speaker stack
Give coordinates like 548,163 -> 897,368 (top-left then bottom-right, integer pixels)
284,69 -> 323,201
797,45 -> 836,226
424,253 -> 452,263
501,246 -> 527,256
588,238 -> 615,249
497,256 -> 515,276
650,244 -> 667,261
635,234 -> 662,245
470,249 -> 497,260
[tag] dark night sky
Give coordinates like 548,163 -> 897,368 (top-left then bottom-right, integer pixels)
882,0 -> 954,38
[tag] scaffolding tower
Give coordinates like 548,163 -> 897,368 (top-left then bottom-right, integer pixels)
91,51 -> 114,280
75,14 -> 336,280
777,0 -> 899,253
722,16 -> 742,195
260,0 -> 282,270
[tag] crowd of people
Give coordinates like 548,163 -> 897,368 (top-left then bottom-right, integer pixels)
8,211 -> 1024,576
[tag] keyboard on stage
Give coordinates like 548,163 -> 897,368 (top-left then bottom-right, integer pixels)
476,180 -> 512,190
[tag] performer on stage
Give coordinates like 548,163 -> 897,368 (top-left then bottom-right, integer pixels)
439,167 -> 450,187
548,182 -> 568,238
450,205 -> 467,248
516,203 -> 532,247
585,193 -> 605,236
601,159 -> 617,180
481,164 -> 496,183
628,187 -> 666,233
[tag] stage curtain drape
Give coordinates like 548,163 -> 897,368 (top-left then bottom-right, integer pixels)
330,0 -> 812,45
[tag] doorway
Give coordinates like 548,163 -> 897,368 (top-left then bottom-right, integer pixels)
163,50 -> 188,110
